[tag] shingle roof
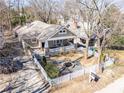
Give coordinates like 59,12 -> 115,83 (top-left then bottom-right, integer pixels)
17,21 -> 76,41
37,25 -> 61,41
16,21 -> 50,37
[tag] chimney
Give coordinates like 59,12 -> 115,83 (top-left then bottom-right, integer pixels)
73,18 -> 78,30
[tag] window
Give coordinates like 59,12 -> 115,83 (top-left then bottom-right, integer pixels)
59,29 -> 67,34
60,30 -> 63,33
53,40 -> 63,47
63,30 -> 66,33
31,38 -> 37,43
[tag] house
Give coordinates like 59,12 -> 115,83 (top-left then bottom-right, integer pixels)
0,26 -> 4,49
16,21 -> 77,56
65,18 -> 97,47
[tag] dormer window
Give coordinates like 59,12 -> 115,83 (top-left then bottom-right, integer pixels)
59,29 -> 67,34
60,30 -> 63,33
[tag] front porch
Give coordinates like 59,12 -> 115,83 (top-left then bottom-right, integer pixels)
44,37 -> 77,56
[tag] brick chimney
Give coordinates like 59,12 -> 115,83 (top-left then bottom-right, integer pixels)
73,18 -> 78,30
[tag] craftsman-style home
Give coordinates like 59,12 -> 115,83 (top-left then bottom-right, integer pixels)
16,21 -> 77,56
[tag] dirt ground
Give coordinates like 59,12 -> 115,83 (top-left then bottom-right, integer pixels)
105,50 -> 124,61
50,51 -> 98,67
50,52 -> 83,62
50,50 -> 124,93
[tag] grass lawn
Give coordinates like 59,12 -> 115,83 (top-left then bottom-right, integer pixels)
104,49 -> 124,61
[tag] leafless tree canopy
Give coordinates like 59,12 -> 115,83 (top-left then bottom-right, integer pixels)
28,0 -> 60,23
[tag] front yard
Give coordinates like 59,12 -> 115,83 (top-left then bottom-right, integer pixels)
50,50 -> 124,93
51,61 -> 124,93
36,52 -> 84,79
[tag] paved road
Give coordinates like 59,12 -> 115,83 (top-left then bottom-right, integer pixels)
95,76 -> 124,93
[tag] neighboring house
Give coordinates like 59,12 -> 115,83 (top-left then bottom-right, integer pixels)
16,21 -> 77,56
65,18 -> 97,47
0,26 -> 4,49
57,15 -> 65,25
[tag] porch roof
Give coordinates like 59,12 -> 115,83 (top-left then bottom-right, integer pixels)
47,36 -> 76,41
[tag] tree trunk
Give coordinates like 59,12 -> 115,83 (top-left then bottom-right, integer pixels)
84,39 -> 89,62
97,38 -> 102,64
97,38 -> 103,72
98,47 -> 102,64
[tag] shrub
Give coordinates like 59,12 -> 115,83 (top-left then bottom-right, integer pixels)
42,56 -> 47,66
37,55 -> 47,67
44,63 -> 59,79
35,55 -> 59,78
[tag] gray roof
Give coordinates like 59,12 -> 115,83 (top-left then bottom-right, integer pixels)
17,21 -> 76,41
37,25 -> 62,41
16,21 -> 51,38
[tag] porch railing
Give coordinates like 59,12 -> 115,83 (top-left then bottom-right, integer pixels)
49,45 -> 75,53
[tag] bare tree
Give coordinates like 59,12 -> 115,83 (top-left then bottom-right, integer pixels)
0,0 -> 8,29
90,0 -> 122,64
77,0 -> 100,61
28,0 -> 60,24
77,0 -> 120,64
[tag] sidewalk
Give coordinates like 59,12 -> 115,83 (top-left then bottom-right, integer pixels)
95,76 -> 124,93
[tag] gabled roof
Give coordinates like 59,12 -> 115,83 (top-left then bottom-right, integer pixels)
37,25 -> 60,41
16,20 -> 76,41
16,21 -> 50,37
37,25 -> 76,42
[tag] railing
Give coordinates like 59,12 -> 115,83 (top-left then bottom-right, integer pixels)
49,45 -> 75,53
51,68 -> 85,85
33,56 -> 49,80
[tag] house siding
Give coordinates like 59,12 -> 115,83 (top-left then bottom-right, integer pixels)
51,28 -> 75,38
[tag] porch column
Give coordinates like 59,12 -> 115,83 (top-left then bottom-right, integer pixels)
74,37 -> 78,50
22,40 -> 26,53
39,41 -> 42,48
44,40 -> 49,56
